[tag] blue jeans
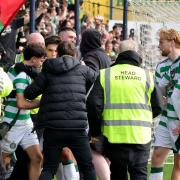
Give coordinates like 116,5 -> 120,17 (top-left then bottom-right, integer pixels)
39,128 -> 96,180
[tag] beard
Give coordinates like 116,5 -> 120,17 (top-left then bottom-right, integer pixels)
161,49 -> 171,57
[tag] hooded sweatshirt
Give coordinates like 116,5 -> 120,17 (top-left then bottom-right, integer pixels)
80,29 -> 111,71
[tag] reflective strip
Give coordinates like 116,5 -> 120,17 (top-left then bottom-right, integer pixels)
102,120 -> 151,127
104,103 -> 151,110
145,70 -> 150,104
104,68 -> 151,110
105,68 -> 110,104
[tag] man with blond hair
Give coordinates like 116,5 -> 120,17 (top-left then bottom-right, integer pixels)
150,29 -> 180,180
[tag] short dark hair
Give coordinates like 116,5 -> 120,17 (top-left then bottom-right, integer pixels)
45,35 -> 60,47
23,44 -> 46,61
58,27 -> 75,35
57,41 -> 76,57
113,24 -> 122,30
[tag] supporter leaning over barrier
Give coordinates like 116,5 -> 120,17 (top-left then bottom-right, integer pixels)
1,44 -> 46,180
87,43 -> 162,180
24,41 -> 97,180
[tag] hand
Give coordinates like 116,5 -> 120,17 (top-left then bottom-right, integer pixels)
162,96 -> 168,106
23,13 -> 30,25
90,137 -> 99,144
172,123 -> 180,135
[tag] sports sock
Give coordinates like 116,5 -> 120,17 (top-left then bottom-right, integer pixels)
149,167 -> 163,180
63,160 -> 79,180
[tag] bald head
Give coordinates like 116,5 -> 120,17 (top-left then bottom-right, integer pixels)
27,32 -> 45,48
119,39 -> 138,53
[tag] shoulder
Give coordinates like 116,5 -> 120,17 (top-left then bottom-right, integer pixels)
15,71 -> 27,79
78,64 -> 97,77
156,58 -> 171,68
13,71 -> 31,86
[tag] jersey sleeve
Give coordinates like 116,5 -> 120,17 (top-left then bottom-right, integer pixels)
14,72 -> 30,94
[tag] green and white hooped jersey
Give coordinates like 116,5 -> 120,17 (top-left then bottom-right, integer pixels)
155,58 -> 172,85
160,57 -> 180,120
3,65 -> 32,124
155,58 -> 172,118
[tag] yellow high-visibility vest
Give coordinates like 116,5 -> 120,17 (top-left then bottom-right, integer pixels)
100,64 -> 154,144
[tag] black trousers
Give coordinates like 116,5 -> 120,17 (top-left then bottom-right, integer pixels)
105,141 -> 151,180
39,128 -> 96,180
110,161 -> 148,180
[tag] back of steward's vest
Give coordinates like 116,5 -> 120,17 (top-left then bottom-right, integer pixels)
100,64 -> 154,144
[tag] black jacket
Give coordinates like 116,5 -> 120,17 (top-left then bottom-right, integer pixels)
82,48 -> 111,72
87,50 -> 162,137
24,55 -> 96,130
80,29 -> 111,71
0,18 -> 24,71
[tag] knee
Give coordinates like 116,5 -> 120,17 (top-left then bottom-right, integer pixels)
30,151 -> 43,164
61,147 -> 74,162
2,153 -> 11,169
151,150 -> 166,166
152,150 -> 161,160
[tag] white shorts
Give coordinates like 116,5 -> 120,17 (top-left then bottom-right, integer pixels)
1,120 -> 39,153
153,115 -> 180,154
167,120 -> 180,153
